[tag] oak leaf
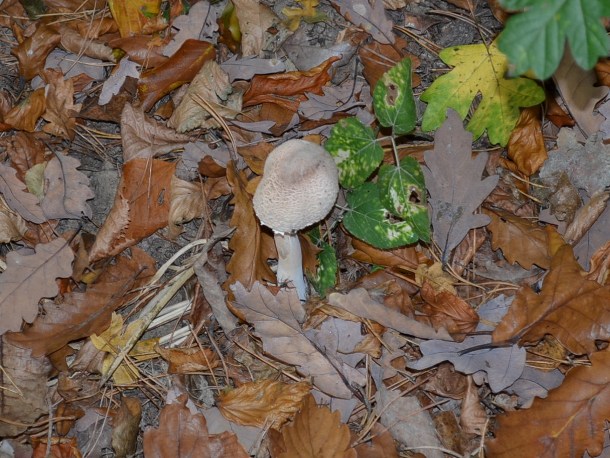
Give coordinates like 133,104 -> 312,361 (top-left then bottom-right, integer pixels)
421,40 -> 545,146
218,379 -> 311,429
278,394 -> 356,458
487,349 -> 610,458
422,110 -> 499,264
0,238 -> 74,335
493,244 -> 610,355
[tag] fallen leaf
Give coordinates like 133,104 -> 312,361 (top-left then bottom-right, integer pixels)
349,237 -> 421,270
487,349 -> 610,457
359,37 -> 421,91
506,106 -> 547,176
3,88 -> 46,132
232,0 -> 279,56
421,40 -> 545,146
0,162 -> 46,224
218,379 -> 310,429
31,437 -> 80,458
460,376 -> 487,435
99,57 -> 141,106
221,55 -> 286,82
332,0 -> 395,45
553,50 -> 609,137
0,238 -> 74,335
107,0 -> 163,37
2,132 -> 46,181
163,1 -> 219,57
111,397 -> 142,458
137,39 -> 216,111
0,194 -> 27,242
420,282 -> 479,340
143,394 -> 249,457
11,23 -> 60,80
41,68 -> 82,139
278,394 -> 356,458
423,110 -> 499,263
230,282 -> 359,398
353,424 -> 399,457
156,345 -> 219,373
493,244 -> 610,355
58,26 -> 115,62
168,175 -> 205,238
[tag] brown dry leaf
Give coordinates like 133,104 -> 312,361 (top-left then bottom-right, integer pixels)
359,37 -> 421,90
120,103 -> 192,161
243,57 -> 339,111
0,237 -> 74,335
350,237 -> 420,270
58,26 -> 115,62
11,23 -> 61,80
415,262 -> 456,294
460,376 -> 486,435
0,194 -> 27,242
278,394 -> 356,458
225,164 -> 275,288
168,175 -> 205,239
353,424 -> 398,458
6,247 -> 156,357
143,393 -> 249,458
493,244 -> 610,355
88,158 -> 174,262
484,207 -> 553,270
108,34 -> 167,68
3,87 -> 46,132
420,282 -> 479,340
545,95 -> 575,128
596,57 -> 610,87
31,437 -> 80,458
487,349 -> 610,457
506,106 -> 547,176
137,39 -> 216,111
155,345 -> 219,373
328,288 -> 451,340
553,50 -> 609,137
41,69 -> 82,139
41,153 -> 94,220
232,0 -> 278,56
108,0 -> 163,37
231,282 -> 360,399
168,60 -> 242,132
218,379 -> 311,429
564,191 -> 610,245
0,336 -> 52,437
2,132 -> 46,181
111,397 -> 142,458
0,162 -> 45,223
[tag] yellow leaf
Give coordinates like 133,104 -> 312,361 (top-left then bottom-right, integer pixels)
107,0 -> 163,37
281,0 -> 326,31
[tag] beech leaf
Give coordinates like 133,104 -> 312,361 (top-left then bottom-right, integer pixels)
0,238 -> 74,335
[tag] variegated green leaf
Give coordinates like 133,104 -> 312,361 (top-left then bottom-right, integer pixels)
373,58 -> 416,135
325,117 -> 384,189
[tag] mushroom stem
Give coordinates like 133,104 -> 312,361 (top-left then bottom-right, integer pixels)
274,232 -> 307,301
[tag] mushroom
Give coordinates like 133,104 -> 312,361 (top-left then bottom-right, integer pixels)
253,139 -> 339,301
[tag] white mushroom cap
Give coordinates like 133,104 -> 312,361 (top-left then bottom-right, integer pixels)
253,139 -> 339,234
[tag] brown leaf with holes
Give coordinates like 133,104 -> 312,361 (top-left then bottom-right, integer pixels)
420,282 -> 479,340
484,207 -> 554,270
6,247 -> 156,357
11,23 -> 60,80
278,394 -> 356,458
359,37 -> 421,91
225,164 -> 276,288
218,379 -> 311,429
493,244 -> 610,355
143,394 -> 248,458
137,39 -> 216,111
155,345 -> 219,373
243,57 -> 339,111
3,88 -> 46,132
506,106 -> 547,176
41,69 -> 82,140
88,158 -> 174,262
487,349 -> 610,457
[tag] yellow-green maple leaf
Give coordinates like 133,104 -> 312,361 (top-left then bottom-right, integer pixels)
421,40 -> 544,146
91,313 -> 158,385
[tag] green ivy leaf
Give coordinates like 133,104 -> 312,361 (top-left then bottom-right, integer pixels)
343,182 -> 419,249
325,117 -> 384,188
308,242 -> 337,297
498,0 -> 610,80
378,157 -> 430,242
373,58 -> 416,135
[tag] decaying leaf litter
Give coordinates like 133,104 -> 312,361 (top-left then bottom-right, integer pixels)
0,0 -> 609,456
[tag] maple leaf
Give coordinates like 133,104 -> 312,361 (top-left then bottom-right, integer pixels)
493,244 -> 610,355
0,238 -> 74,335
487,349 -> 610,457
421,40 -> 545,146
422,110 -> 499,264
498,0 -> 610,80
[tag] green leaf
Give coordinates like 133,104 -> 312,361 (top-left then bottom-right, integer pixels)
373,58 -> 416,135
343,182 -> 419,249
325,117 -> 384,188
308,242 -> 337,297
378,157 -> 430,242
498,0 -> 610,80
421,40 -> 545,146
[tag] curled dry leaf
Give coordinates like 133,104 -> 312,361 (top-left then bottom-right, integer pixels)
460,376 -> 487,435
350,237 -> 421,270
108,0 -> 163,38
0,194 -> 27,243
41,69 -> 82,139
155,345 -> 219,373
0,162 -> 45,224
137,39 -> 216,111
506,106 -> 547,176
3,87 -> 46,132
168,175 -> 206,239
420,282 -> 479,340
232,0 -> 279,56
143,394 -> 249,458
3,132 -> 46,181
0,237 -> 74,335
58,26 -> 114,62
11,23 -> 61,80
278,394 -> 356,458
353,424 -> 399,458
218,379 -> 311,429
111,397 -> 142,458
359,37 -> 421,91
